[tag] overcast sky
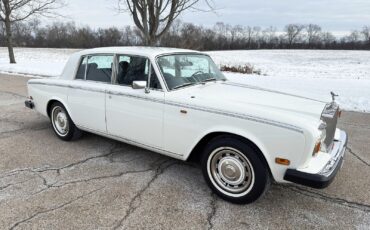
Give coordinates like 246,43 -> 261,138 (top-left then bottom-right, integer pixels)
55,0 -> 370,32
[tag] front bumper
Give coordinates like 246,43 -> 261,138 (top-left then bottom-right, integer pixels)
284,130 -> 348,189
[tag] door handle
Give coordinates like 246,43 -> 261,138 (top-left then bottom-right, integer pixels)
109,95 -> 112,99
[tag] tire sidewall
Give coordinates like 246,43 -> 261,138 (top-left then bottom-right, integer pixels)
50,102 -> 75,141
201,136 -> 270,204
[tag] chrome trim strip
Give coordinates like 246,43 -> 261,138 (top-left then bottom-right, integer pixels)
29,81 -> 304,133
28,81 -> 107,93
164,101 -> 304,133
77,125 -> 183,157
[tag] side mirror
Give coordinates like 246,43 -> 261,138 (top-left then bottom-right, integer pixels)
132,81 -> 146,89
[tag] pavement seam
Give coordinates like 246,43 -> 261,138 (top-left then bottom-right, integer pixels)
0,90 -> 25,98
0,126 -> 49,139
281,185 -> 370,212
207,193 -> 217,230
0,178 -> 36,192
0,143 -> 169,199
112,160 -> 178,230
8,187 -> 104,230
346,146 -> 370,167
0,143 -> 119,179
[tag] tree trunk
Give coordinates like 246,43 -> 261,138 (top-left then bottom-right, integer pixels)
144,35 -> 157,46
4,18 -> 16,64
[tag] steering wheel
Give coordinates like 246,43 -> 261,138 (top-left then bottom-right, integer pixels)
190,71 -> 204,78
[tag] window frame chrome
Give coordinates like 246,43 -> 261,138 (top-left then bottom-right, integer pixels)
114,53 -> 164,92
73,53 -> 115,85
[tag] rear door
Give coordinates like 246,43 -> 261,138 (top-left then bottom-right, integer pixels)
68,54 -> 114,133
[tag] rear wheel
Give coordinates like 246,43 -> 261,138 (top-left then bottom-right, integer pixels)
201,136 -> 270,204
50,102 -> 82,141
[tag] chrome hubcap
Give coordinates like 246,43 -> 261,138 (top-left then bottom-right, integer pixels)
209,147 -> 254,195
52,106 -> 69,136
218,156 -> 245,186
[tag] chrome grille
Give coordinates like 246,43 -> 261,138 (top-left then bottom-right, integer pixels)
321,103 -> 339,149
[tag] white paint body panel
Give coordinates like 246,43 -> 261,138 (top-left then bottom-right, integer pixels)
26,47 -> 336,183
68,80 -> 107,132
106,85 -> 165,149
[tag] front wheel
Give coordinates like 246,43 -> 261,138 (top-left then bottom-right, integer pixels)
50,102 -> 82,141
201,136 -> 270,204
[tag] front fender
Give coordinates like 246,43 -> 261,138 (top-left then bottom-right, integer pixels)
186,124 -> 306,182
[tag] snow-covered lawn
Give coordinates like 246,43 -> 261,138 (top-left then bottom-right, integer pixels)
0,48 -> 78,77
1,47 -> 370,112
207,50 -> 370,112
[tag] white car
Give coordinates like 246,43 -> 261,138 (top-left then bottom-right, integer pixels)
25,47 -> 347,204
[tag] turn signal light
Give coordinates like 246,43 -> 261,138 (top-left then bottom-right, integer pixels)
313,142 -> 321,156
275,158 -> 290,166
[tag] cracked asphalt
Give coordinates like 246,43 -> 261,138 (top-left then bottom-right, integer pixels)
0,74 -> 369,229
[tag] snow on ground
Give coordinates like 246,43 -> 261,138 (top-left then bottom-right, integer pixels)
0,48 -> 78,77
207,50 -> 370,112
1,47 -> 370,112
208,49 -> 370,80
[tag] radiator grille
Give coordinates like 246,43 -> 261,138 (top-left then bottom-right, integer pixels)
321,103 -> 339,149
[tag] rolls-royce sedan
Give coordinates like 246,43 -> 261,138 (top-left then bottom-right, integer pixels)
25,47 -> 347,204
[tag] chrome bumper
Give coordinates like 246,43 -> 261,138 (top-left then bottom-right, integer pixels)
284,130 -> 348,188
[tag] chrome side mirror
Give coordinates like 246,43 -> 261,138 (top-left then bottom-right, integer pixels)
132,81 -> 146,89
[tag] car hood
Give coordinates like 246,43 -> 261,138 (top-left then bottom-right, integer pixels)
170,81 -> 327,122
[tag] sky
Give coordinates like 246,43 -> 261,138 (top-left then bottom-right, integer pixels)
54,0 -> 370,33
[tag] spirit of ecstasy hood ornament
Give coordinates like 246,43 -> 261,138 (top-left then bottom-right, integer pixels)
330,91 -> 338,102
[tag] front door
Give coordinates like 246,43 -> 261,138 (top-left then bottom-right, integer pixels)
106,55 -> 164,148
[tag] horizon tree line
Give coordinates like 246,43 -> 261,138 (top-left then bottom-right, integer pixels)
1,20 -> 369,51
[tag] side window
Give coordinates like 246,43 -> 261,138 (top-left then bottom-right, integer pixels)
75,56 -> 87,79
86,55 -> 113,83
149,66 -> 162,90
116,55 -> 149,86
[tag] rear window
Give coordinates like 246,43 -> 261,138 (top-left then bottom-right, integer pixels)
75,55 -> 113,83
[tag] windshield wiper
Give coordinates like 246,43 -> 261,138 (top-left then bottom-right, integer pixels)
172,82 -> 195,90
202,78 -> 217,83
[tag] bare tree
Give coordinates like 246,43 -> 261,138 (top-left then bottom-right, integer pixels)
306,24 -> 321,48
117,0 -> 213,46
261,26 -> 278,48
0,0 -> 64,63
321,31 -> 335,48
347,30 -> 361,43
243,26 -> 260,49
284,24 -> 305,48
362,26 -> 370,45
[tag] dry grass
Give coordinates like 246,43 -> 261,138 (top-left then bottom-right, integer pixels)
220,64 -> 261,75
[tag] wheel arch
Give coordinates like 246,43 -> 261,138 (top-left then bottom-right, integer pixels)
187,131 -> 273,178
46,98 -> 72,119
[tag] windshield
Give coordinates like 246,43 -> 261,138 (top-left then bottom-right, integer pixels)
156,54 -> 226,90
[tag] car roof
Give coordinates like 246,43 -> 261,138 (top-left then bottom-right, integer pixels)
75,46 -> 202,58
